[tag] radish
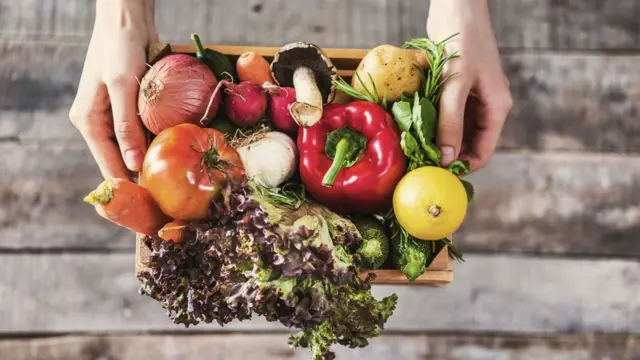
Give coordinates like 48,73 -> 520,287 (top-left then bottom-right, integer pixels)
211,80 -> 267,127
264,83 -> 298,133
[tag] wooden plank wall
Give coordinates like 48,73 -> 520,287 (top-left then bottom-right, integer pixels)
0,0 -> 639,359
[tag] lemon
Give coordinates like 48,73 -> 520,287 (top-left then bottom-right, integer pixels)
393,166 -> 468,240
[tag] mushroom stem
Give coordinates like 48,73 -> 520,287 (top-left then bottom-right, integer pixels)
289,66 -> 323,127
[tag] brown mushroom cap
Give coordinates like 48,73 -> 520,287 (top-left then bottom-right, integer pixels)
270,42 -> 337,104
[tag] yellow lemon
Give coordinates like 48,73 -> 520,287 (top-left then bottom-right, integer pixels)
393,166 -> 468,240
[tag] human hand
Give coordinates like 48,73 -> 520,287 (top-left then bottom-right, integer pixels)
70,0 -> 158,180
426,0 -> 513,171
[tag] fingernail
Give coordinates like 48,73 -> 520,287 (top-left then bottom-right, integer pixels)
124,149 -> 143,171
440,146 -> 455,166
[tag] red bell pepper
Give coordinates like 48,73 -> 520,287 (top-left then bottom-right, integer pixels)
297,101 -> 406,214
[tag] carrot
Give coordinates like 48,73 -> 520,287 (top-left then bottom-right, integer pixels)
236,51 -> 274,86
84,178 -> 170,235
158,220 -> 187,243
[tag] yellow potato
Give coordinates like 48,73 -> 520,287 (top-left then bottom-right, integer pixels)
329,89 -> 352,104
351,44 -> 422,103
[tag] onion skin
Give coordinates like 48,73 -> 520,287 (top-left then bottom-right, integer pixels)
266,86 -> 298,133
137,53 -> 220,135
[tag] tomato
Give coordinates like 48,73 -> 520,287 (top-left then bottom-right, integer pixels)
141,123 -> 245,221
393,166 -> 468,240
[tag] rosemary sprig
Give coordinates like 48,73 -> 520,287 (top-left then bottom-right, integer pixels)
333,72 -> 387,108
403,33 -> 460,104
440,238 -> 465,262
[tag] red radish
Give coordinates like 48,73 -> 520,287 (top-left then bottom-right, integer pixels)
264,83 -> 298,133
211,80 -> 267,127
137,53 -> 220,135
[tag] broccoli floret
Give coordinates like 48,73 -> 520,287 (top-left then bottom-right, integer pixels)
387,217 -> 432,281
352,216 -> 390,269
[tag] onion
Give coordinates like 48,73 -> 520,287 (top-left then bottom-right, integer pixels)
137,54 -> 220,135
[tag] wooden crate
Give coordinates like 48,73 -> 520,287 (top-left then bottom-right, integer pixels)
135,43 -> 453,287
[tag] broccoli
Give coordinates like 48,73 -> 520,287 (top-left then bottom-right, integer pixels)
352,216 -> 390,269
387,216 -> 432,281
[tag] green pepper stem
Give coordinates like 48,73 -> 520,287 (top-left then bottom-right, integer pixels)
322,138 -> 350,187
191,33 -> 205,56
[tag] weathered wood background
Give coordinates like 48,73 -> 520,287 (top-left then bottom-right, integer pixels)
1,0 -> 639,359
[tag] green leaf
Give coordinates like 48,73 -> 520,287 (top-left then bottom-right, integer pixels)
461,179 -> 475,202
448,160 -> 471,177
391,101 -> 413,132
409,92 -> 440,164
440,238 -> 465,262
400,131 -> 422,163
411,92 -> 427,148
400,93 -> 413,103
420,98 -> 437,141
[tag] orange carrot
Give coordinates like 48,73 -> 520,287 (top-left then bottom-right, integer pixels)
84,178 -> 170,235
158,220 -> 187,243
236,51 -> 274,86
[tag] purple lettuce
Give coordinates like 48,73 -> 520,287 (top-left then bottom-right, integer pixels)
137,179 -> 397,359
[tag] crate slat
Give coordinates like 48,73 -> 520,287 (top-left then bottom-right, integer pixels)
135,43 -> 453,287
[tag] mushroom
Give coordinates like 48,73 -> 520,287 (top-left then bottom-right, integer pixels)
270,42 -> 337,127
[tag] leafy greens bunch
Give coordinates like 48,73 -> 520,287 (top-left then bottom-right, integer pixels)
138,179 -> 397,360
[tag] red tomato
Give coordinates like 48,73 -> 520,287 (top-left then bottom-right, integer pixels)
141,123 -> 245,221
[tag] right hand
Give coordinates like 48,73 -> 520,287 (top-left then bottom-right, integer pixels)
70,0 -> 158,180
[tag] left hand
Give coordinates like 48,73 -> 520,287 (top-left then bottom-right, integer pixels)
426,0 -> 513,171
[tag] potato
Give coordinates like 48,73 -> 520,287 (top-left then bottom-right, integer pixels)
329,89 -> 352,104
351,44 -> 422,103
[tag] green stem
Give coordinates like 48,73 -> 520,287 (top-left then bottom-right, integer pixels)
322,138 -> 350,187
191,33 -> 205,57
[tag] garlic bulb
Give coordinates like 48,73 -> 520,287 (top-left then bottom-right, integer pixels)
237,131 -> 297,189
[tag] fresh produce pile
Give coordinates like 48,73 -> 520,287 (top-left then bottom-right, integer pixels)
84,32 -> 473,360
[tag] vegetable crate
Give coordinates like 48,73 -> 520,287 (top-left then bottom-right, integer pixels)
135,43 -> 454,287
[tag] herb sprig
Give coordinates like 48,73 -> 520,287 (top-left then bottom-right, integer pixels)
334,72 -> 387,108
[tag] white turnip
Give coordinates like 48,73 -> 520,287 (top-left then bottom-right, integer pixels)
236,131 -> 297,189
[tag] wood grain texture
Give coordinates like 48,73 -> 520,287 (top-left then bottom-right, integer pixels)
3,142 -> 640,257
0,253 -> 638,333
2,41 -> 639,152
0,142 -> 129,250
0,0 -> 638,50
1,334 -> 638,360
458,151 -> 640,256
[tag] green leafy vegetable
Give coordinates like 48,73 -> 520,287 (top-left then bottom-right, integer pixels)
400,132 -> 424,170
138,179 -> 397,360
448,160 -> 472,177
391,101 -> 412,132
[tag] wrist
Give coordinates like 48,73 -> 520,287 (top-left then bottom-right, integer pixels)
95,0 -> 157,42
